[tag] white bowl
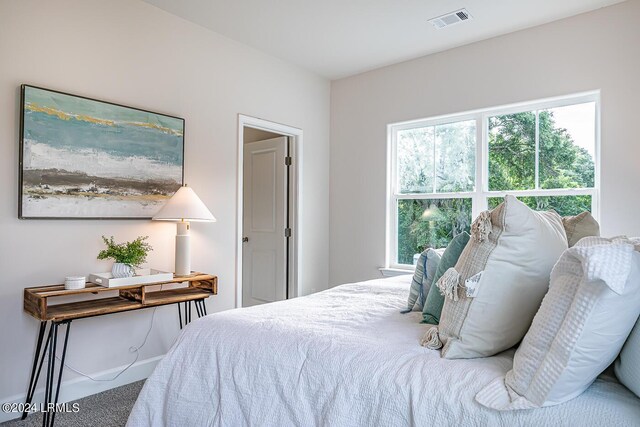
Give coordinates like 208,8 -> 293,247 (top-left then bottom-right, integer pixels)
65,276 -> 86,290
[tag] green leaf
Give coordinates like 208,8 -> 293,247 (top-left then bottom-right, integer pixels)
97,235 -> 153,268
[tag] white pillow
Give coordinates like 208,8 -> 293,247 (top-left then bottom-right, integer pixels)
422,195 -> 567,359
615,315 -> 640,399
477,236 -> 640,410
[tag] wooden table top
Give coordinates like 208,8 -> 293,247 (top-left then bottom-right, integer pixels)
24,272 -> 217,322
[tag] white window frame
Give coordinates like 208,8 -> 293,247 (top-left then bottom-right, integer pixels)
385,91 -> 600,271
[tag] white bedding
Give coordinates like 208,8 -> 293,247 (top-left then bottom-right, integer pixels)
127,276 -> 640,427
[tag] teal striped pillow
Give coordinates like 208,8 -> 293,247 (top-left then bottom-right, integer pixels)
403,249 -> 442,313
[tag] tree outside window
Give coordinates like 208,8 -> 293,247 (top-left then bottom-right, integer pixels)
391,96 -> 597,267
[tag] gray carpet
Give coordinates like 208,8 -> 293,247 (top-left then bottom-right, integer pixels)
1,380 -> 144,427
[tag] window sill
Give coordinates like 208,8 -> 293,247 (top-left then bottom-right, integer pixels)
379,267 -> 414,277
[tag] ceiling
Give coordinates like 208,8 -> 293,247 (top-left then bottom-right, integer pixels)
143,0 -> 625,79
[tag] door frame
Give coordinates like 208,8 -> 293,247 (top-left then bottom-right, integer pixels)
236,114 -> 302,308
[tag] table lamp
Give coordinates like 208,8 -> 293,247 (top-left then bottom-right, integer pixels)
153,185 -> 216,276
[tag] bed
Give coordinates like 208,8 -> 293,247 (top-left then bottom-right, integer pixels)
127,276 -> 640,426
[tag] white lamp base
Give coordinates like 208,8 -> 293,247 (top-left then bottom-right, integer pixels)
175,221 -> 191,276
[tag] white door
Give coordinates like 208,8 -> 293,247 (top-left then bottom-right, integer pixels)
242,137 -> 288,307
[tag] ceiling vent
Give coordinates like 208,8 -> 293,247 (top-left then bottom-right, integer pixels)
429,8 -> 473,29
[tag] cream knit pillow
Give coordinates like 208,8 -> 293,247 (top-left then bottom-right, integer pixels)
477,236 -> 640,410
420,195 -> 567,359
562,211 -> 600,247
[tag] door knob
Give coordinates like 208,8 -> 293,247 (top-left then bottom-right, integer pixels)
242,237 -> 249,243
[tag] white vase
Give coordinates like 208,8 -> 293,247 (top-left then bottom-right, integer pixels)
112,263 -> 134,278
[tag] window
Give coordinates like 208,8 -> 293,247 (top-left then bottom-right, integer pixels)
387,93 -> 598,269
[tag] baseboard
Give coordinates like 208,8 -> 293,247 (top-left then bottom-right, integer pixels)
0,355 -> 163,423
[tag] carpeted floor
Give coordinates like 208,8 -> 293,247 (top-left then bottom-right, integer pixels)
1,380 -> 144,427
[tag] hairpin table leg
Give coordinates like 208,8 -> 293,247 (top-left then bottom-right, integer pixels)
22,321 -> 50,420
50,321 -> 71,427
43,322 -> 58,427
183,301 -> 189,326
177,300 -> 208,328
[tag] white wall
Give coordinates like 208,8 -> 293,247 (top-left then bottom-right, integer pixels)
0,0 -> 330,413
330,0 -> 640,285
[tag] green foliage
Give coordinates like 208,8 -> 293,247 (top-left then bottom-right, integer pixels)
397,121 -> 476,194
397,127 -> 434,193
487,195 -> 592,217
434,121 -> 476,193
97,235 -> 152,268
397,109 -> 594,264
538,111 -> 594,189
488,110 -> 594,217
397,199 -> 472,265
488,112 -> 536,191
488,111 -> 594,192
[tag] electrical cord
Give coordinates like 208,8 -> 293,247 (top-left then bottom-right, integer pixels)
55,307 -> 157,382
54,285 -> 162,382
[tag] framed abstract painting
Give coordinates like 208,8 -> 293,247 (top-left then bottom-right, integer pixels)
19,85 -> 184,219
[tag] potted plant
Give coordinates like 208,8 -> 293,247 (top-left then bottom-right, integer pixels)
97,236 -> 153,278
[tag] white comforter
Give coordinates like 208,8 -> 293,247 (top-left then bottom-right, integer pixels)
127,276 -> 640,427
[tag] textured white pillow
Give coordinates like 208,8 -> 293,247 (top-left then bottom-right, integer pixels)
422,195 -> 567,359
615,316 -> 640,399
477,236 -> 640,410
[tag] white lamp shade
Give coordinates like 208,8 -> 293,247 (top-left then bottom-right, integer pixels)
153,186 -> 216,222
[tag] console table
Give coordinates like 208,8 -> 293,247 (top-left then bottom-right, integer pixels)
21,272 -> 217,427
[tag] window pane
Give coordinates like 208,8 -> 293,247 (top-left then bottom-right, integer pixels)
397,198 -> 472,265
435,120 -> 476,193
397,127 -> 434,194
487,195 -> 592,217
488,112 -> 536,191
539,103 -> 595,189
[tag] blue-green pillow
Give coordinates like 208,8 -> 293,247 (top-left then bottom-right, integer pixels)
402,251 -> 427,313
402,249 -> 442,313
422,232 -> 470,324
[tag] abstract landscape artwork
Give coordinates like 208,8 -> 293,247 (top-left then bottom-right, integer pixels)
19,85 -> 184,219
